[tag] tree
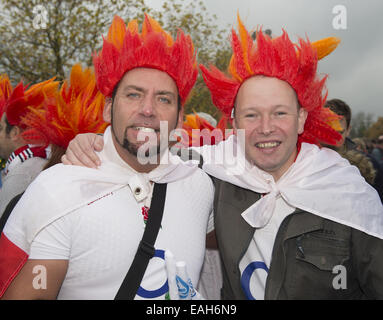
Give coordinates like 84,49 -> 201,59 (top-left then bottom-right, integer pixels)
150,0 -> 232,118
349,111 -> 375,138
366,117 -> 383,139
0,0 -> 231,118
0,0 -> 147,83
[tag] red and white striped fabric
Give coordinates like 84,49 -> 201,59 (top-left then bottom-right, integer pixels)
3,145 -> 48,176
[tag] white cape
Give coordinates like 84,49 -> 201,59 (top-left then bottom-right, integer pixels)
6,127 -> 199,253
197,135 -> 383,239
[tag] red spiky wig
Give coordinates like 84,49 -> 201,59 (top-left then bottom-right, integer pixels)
0,75 -> 12,118
200,15 -> 342,146
5,78 -> 59,128
93,14 -> 198,105
20,64 -> 108,149
181,113 -> 231,147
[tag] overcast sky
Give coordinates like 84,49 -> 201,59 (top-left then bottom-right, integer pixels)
147,0 -> 383,119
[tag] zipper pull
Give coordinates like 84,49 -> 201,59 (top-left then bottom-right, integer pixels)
296,236 -> 305,259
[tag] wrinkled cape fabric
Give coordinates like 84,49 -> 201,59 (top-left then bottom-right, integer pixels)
4,126 -> 199,254
198,135 -> 383,239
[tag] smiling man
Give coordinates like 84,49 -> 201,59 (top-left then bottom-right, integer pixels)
0,15 -> 214,300
105,67 -> 182,172
232,76 -> 308,182
199,18 -> 383,300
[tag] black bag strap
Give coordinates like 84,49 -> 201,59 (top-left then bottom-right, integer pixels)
115,182 -> 167,300
0,192 -> 24,233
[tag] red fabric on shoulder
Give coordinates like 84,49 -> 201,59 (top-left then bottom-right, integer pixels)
0,232 -> 28,297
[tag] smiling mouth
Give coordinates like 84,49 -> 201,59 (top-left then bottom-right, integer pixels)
255,141 -> 281,149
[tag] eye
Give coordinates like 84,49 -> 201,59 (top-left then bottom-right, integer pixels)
275,111 -> 287,116
126,92 -> 140,99
158,96 -> 171,104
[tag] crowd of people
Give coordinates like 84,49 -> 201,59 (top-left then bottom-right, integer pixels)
0,12 -> 382,300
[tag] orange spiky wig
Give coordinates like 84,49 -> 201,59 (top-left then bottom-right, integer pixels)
200,15 -> 342,146
93,14 -> 198,105
0,74 -> 12,118
5,78 -> 59,129
20,64 -> 108,149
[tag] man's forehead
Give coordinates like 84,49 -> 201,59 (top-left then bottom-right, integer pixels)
120,67 -> 177,89
235,76 -> 299,111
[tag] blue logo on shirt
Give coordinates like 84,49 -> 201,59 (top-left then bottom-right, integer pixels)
240,261 -> 269,300
136,249 -> 169,299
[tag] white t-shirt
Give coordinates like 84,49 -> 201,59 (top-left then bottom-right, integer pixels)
0,157 -> 47,217
239,194 -> 295,300
23,139 -> 214,299
29,170 -> 214,299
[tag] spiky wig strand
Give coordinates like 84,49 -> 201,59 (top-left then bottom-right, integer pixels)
20,64 -> 108,149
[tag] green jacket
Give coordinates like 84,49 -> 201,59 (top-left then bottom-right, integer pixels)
212,177 -> 383,300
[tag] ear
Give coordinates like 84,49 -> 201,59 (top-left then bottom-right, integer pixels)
297,108 -> 308,135
346,124 -> 351,138
103,97 -> 113,123
9,125 -> 21,141
232,114 -> 238,135
176,107 -> 184,130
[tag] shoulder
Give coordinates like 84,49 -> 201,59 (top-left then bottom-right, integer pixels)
213,178 -> 261,215
8,157 -> 47,177
178,167 -> 215,195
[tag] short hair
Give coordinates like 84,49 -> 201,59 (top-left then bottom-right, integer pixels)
325,99 -> 352,129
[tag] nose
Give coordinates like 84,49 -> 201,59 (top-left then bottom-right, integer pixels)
258,115 -> 274,135
139,94 -> 155,117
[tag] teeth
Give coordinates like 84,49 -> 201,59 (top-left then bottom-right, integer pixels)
135,127 -> 156,133
256,142 -> 280,148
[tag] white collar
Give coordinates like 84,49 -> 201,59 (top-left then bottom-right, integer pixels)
200,136 -> 383,239
99,126 -> 199,202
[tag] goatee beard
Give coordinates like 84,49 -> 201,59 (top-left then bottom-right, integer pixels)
122,136 -> 161,158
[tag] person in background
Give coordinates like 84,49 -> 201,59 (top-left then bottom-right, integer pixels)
324,98 -> 354,152
0,75 -> 12,189
364,138 -> 374,155
353,137 -> 383,202
372,136 -> 383,167
324,99 -> 381,193
0,64 -> 109,232
0,78 -> 58,217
